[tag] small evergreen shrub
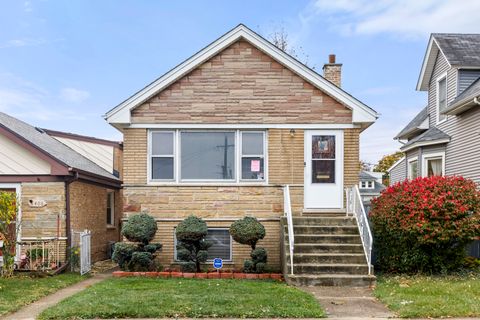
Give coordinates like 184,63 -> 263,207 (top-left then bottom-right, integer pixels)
229,217 -> 265,249
175,216 -> 211,272
112,213 -> 162,271
230,217 -> 268,273
370,176 -> 480,274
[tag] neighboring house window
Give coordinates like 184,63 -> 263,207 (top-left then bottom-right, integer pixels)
241,131 -> 265,180
408,158 -> 418,180
423,153 -> 444,177
148,130 -> 266,183
174,228 -> 232,261
106,191 -> 114,226
150,131 -> 175,181
360,181 -> 374,189
437,75 -> 447,123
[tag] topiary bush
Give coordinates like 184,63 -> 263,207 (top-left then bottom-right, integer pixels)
112,213 -> 162,271
230,217 -> 268,273
370,176 -> 480,274
175,216 -> 211,272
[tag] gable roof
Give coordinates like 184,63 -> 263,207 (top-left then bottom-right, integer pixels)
104,24 -> 378,127
394,106 -> 429,140
359,171 -> 377,181
443,77 -> 480,115
400,127 -> 450,152
0,112 -> 119,183
417,33 -> 480,91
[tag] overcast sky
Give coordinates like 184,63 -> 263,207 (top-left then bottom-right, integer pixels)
1,0 -> 479,163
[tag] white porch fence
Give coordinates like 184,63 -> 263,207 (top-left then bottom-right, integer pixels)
283,185 -> 294,275
17,237 -> 62,272
71,230 -> 91,275
346,185 -> 373,275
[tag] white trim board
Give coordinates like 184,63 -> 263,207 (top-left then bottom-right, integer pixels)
104,24 -> 378,126
129,123 -> 361,129
422,151 -> 446,177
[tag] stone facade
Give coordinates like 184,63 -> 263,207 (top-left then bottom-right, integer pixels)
69,181 -> 121,262
131,41 -> 352,125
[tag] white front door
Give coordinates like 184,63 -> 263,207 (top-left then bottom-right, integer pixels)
304,130 -> 344,209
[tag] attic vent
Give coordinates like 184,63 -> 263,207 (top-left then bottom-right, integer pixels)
35,127 -> 45,134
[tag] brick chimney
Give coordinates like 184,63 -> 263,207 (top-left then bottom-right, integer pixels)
323,54 -> 342,87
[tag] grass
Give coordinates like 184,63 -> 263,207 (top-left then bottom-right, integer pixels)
374,273 -> 480,318
0,273 -> 87,316
39,277 -> 325,319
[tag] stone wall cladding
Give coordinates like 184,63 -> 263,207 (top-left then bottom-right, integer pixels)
344,128 -> 360,188
131,40 -> 352,124
69,181 -> 120,262
123,128 -> 147,185
20,182 -> 66,238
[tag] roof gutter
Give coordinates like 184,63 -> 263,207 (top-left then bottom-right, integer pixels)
444,94 -> 480,115
400,138 -> 450,152
68,167 -> 122,189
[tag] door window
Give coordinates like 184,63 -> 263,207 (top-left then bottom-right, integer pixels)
311,135 -> 335,183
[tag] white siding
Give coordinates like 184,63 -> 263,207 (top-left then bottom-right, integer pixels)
458,69 -> 480,94
54,137 -> 114,173
0,134 -> 51,174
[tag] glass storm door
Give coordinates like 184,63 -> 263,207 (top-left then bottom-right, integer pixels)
304,130 -> 344,209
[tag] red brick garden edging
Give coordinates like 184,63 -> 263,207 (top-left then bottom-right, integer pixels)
112,271 -> 283,280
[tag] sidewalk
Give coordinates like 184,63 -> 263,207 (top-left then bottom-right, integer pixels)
2,273 -> 111,320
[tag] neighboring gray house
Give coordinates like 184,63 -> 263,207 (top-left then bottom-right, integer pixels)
389,34 -> 480,185
358,171 -> 385,213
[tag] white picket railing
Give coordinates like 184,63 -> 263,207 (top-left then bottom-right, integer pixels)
283,185 -> 294,275
346,185 -> 373,275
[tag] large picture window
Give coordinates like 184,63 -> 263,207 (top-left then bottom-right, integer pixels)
148,130 -> 266,183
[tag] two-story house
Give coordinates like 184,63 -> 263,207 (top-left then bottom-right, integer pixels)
105,24 -> 378,286
389,34 -> 480,185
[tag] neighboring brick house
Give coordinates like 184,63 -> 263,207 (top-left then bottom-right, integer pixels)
389,34 -> 480,185
105,24 -> 378,284
0,112 -> 123,267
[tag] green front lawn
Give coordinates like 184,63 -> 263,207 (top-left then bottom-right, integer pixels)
39,278 -> 325,319
0,273 -> 87,316
374,274 -> 480,318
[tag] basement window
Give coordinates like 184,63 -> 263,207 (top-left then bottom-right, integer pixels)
174,228 -> 232,262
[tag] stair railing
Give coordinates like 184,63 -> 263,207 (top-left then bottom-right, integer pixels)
283,185 -> 294,275
346,185 -> 373,275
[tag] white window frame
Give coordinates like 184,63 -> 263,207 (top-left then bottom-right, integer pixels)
148,130 -> 176,183
240,131 -> 267,182
359,181 -> 375,189
147,129 -> 268,185
407,157 -> 419,180
422,152 -> 445,177
436,72 -> 448,124
173,227 -> 233,262
106,191 -> 115,227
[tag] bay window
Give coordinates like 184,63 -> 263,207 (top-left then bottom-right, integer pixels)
149,130 -> 267,183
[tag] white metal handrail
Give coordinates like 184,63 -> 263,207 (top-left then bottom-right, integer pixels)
346,185 -> 373,275
283,185 -> 294,275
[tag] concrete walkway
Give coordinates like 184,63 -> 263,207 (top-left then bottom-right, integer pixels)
2,273 -> 111,320
301,286 -> 394,318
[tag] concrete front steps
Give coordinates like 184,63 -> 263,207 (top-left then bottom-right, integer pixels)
282,216 -> 375,287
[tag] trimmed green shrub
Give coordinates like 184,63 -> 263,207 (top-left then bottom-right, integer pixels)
121,213 -> 157,245
370,176 -> 480,274
230,217 -> 268,273
229,217 -> 265,249
112,213 -> 162,271
175,216 -> 211,272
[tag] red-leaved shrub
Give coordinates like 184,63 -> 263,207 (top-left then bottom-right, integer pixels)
370,176 -> 480,273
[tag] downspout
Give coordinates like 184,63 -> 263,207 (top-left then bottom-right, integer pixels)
65,171 -> 79,250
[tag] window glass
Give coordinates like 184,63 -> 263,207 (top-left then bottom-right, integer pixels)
408,160 -> 418,179
106,192 -> 114,225
427,158 -> 443,176
152,132 -> 174,155
181,132 -> 235,180
241,132 -> 265,180
242,132 -> 264,155
438,78 -> 447,122
205,229 -> 231,261
152,158 -> 174,180
312,135 -> 335,183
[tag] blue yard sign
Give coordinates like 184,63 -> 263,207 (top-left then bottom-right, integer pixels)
213,258 -> 223,269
